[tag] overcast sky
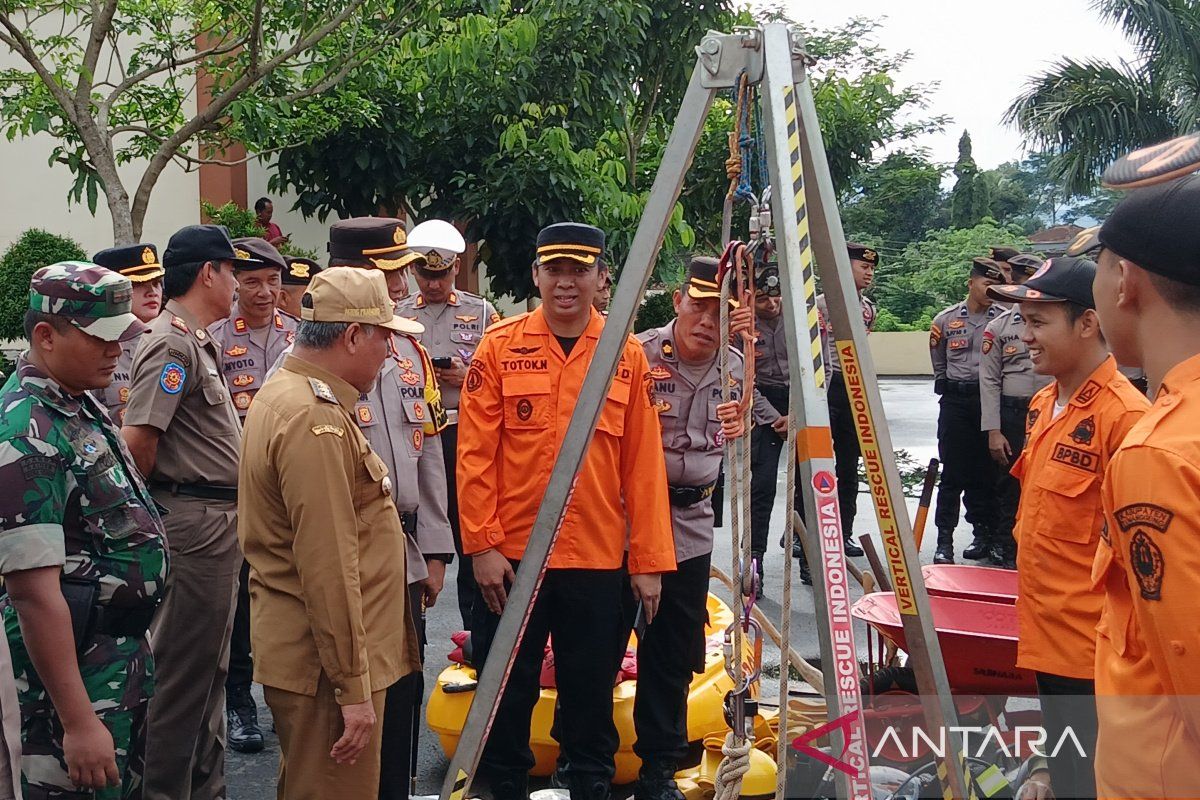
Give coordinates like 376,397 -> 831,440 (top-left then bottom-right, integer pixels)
774,0 -> 1138,170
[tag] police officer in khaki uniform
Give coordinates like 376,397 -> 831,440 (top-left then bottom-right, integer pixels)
277,256 -> 322,319
238,267 -> 422,800
91,244 -> 165,423
326,217 -> 455,800
632,257 -> 746,800
397,219 -> 500,626
989,245 -> 1022,283
980,254 -> 1052,569
929,257 -> 1004,564
121,224 -> 262,800
208,236 -> 295,753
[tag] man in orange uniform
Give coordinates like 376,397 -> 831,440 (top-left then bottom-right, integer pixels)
989,257 -> 1148,800
1090,173 -> 1200,800
457,222 -> 674,800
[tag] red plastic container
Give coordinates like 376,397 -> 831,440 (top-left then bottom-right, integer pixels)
921,564 -> 1018,604
851,591 -> 1036,695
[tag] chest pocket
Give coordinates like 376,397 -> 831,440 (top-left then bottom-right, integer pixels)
597,378 -> 630,437
1035,465 -> 1099,543
357,446 -> 393,515
74,438 -> 142,539
502,374 -> 551,430
202,376 -> 229,406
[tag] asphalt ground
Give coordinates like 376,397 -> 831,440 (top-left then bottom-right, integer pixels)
228,377 -> 972,798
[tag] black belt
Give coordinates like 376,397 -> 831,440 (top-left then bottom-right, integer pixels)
942,380 -> 980,397
95,602 -> 160,639
757,383 -> 789,401
151,482 -> 237,501
400,511 -> 417,535
668,481 -> 718,508
1001,395 -> 1033,410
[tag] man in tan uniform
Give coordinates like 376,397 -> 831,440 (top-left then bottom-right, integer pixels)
329,216 -> 454,800
208,235 -> 295,754
239,267 -> 421,800
121,224 -> 262,800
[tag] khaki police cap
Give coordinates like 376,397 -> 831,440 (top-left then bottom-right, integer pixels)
301,267 -> 424,334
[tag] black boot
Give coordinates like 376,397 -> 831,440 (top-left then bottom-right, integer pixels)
226,685 -> 265,754
491,773 -> 529,800
798,554 -> 812,586
987,541 -> 1016,570
751,551 -> 766,600
791,533 -> 805,560
962,530 -> 990,560
843,535 -> 864,558
934,530 -> 955,565
568,773 -> 611,800
635,762 -> 685,800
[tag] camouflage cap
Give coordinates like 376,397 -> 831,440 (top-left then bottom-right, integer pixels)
28,261 -> 148,342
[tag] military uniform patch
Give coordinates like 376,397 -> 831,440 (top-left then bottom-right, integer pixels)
929,324 -> 942,347
311,424 -> 344,437
516,398 -> 533,421
456,314 -> 479,323
234,318 -> 248,333
167,348 -> 193,368
358,406 -> 374,424
225,345 -> 248,358
1076,380 -> 1101,403
232,374 -> 254,387
982,336 -> 994,355
466,362 -> 485,393
1114,503 -> 1174,533
233,392 -> 253,411
649,365 -> 672,381
400,370 -> 420,386
510,346 -> 540,355
309,377 -> 338,403
18,454 -> 58,480
119,387 -> 130,403
949,319 -> 966,330
414,402 -> 425,421
1003,345 -> 1018,356
1069,416 -> 1096,446
159,362 -> 185,394
1027,407 -> 1041,431
1130,531 -> 1164,600
412,429 -> 424,450
170,316 -> 189,334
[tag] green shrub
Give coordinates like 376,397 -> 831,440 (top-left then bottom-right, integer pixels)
201,201 -> 262,239
0,229 -> 87,342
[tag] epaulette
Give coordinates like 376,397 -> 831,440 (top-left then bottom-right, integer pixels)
1110,376 -> 1154,412
309,377 -> 338,404
169,315 -> 190,335
487,312 -> 528,332
635,327 -> 659,346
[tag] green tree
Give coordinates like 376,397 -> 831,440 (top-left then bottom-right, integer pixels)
1005,0 -> 1198,193
949,131 -> 991,228
0,229 -> 87,342
0,0 -> 422,244
872,221 -> 1028,324
840,151 -> 946,251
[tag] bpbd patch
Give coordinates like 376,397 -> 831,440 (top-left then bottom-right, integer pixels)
159,362 -> 186,394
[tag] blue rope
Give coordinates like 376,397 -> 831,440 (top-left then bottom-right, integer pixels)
734,76 -> 757,203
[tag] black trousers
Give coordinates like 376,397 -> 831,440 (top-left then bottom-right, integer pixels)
628,552 -> 711,767
226,560 -> 253,696
440,424 -> 475,628
1034,672 -> 1098,800
827,375 -> 863,535
472,565 -> 625,781
933,393 -> 998,536
993,397 -> 1031,549
378,583 -> 425,800
750,384 -> 794,556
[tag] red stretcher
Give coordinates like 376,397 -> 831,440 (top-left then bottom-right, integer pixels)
921,564 -> 1018,604
850,591 -> 1037,695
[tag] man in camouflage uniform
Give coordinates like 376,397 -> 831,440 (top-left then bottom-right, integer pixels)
397,218 -> 500,626
0,262 -> 167,799
90,244 -> 165,424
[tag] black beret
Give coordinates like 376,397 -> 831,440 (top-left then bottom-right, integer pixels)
92,243 -> 163,283
971,257 -> 1005,282
282,256 -> 321,286
847,242 -> 879,265
328,217 -> 424,271
163,224 -> 262,270
1066,226 -> 1101,258
535,222 -> 605,266
231,237 -> 286,271
988,256 -> 1096,309
1007,254 -> 1044,277
1099,174 -> 1200,287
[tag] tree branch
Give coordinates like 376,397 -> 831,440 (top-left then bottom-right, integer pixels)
102,34 -> 246,110
173,145 -> 289,168
0,15 -> 81,127
77,0 -> 119,109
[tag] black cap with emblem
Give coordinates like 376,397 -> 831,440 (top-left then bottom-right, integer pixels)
92,243 -> 164,283
987,256 -> 1096,309
989,246 -> 1022,264
1066,225 -> 1102,258
1099,174 -> 1200,287
971,257 -> 1006,282
535,222 -> 606,266
328,217 -> 425,272
163,224 -> 263,270
847,242 -> 879,266
232,236 -> 286,271
1007,254 -> 1044,278
282,256 -> 321,286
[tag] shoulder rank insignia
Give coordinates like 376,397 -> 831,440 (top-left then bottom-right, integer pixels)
448,292 -> 459,305
309,377 -> 338,403
414,295 -> 426,309
456,314 -> 479,323
274,313 -> 285,330
311,424 -> 344,437
170,316 -> 189,334
226,345 -> 248,358
233,318 -> 248,334
662,340 -> 674,358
